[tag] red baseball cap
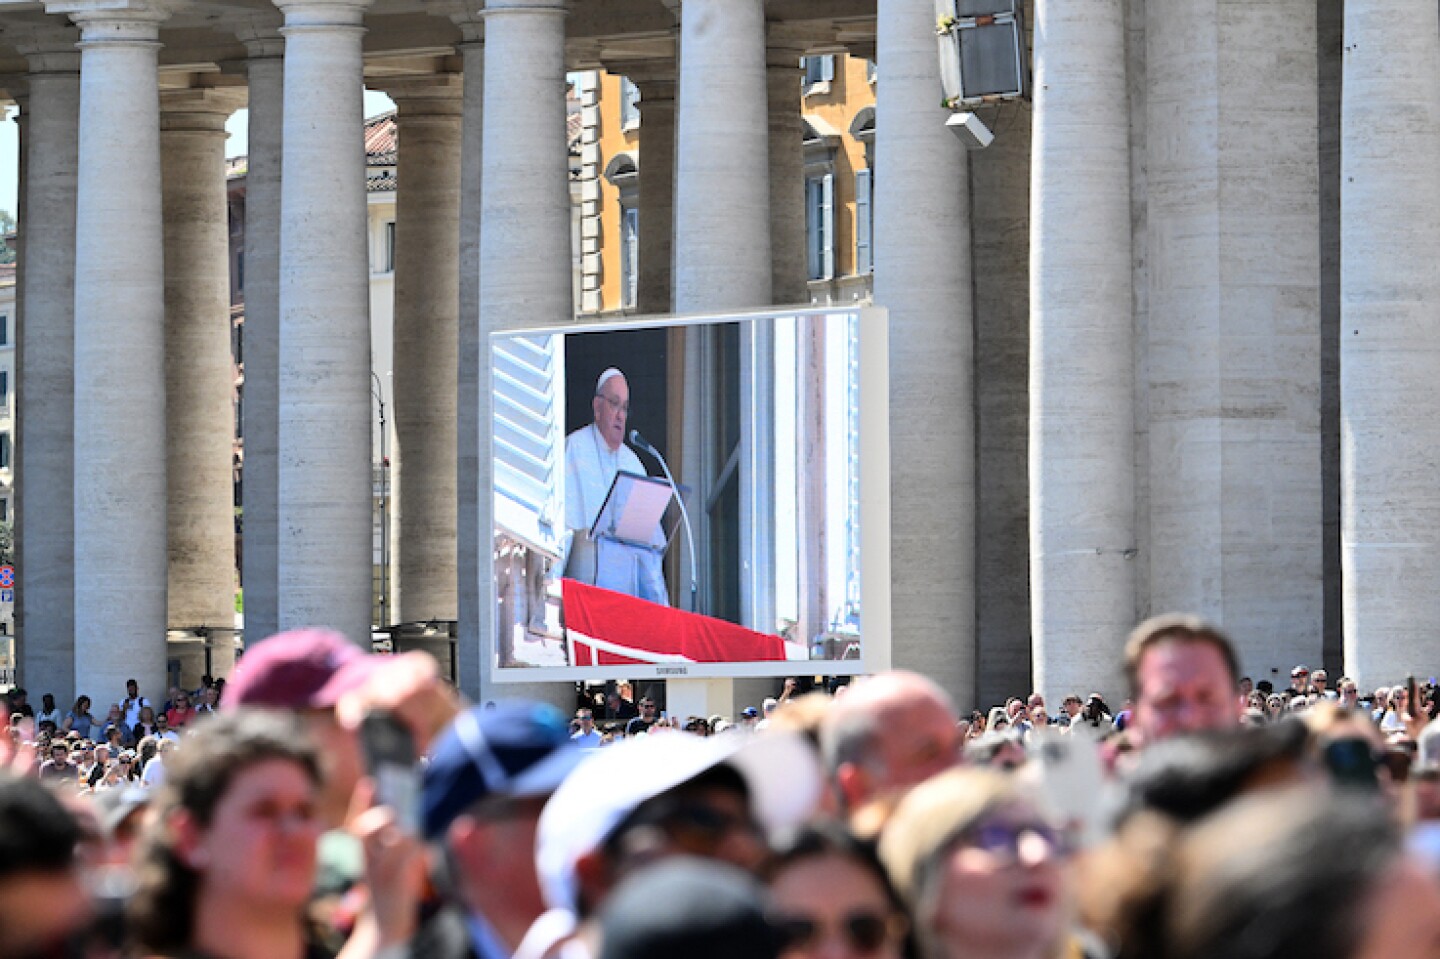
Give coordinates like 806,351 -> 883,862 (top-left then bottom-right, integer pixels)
224,628 -> 383,710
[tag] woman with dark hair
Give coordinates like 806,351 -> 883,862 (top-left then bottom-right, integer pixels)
36,693 -> 63,730
135,734 -> 158,773
128,709 -> 325,959
768,823 -> 908,959
62,695 -> 97,739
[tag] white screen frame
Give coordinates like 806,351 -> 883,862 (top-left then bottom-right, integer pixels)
486,305 -> 891,684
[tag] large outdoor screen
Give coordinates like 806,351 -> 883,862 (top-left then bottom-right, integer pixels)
488,306 -> 890,682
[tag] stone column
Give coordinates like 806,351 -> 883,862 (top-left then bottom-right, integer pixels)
1029,0 -> 1134,704
873,0 -> 975,706
1341,0 -> 1440,683
161,87 -> 246,679
273,0 -> 375,645
476,0 -> 571,704
1145,1 -> 1321,674
672,0 -> 771,311
613,60 -> 674,315
452,14 -> 483,699
13,37 -> 79,703
765,35 -> 807,306
238,26 -> 284,647
46,0 -> 170,701
384,76 -> 463,625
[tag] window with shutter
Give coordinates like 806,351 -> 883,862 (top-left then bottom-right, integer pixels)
492,333 -> 566,558
803,55 -> 835,94
806,175 -> 836,282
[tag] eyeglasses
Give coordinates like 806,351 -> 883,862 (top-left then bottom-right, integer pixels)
640,702 -> 657,710
597,393 -> 630,415
773,911 -> 895,953
963,820 -> 1069,860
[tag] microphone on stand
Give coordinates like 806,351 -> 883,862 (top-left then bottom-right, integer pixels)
630,429 -> 699,614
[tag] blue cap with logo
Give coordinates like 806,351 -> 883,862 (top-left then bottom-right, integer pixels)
422,700 -> 589,841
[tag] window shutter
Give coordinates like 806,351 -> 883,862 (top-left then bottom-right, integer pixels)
492,333 -> 567,558
623,207 -> 639,308
855,169 -> 872,274
806,179 -> 822,280
621,78 -> 640,128
821,172 -> 835,281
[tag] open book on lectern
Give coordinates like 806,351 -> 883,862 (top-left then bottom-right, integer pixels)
589,470 -> 682,553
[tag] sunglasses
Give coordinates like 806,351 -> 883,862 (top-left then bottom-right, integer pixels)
964,820 -> 1069,860
773,911 -> 893,952
615,800 -> 760,858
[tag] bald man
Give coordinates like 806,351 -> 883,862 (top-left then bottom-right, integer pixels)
819,671 -> 962,817
563,368 -> 668,604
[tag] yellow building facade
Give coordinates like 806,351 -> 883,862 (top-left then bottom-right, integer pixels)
581,54 -> 877,316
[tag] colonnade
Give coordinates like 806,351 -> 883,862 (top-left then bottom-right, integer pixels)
6,0 -> 1437,708
11,0 -> 973,706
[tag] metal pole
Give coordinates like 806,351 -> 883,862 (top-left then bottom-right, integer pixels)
372,371 -> 390,630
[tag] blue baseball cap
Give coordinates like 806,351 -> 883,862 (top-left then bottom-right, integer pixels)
422,700 -> 589,841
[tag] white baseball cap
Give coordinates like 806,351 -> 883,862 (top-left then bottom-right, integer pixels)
535,729 -> 821,913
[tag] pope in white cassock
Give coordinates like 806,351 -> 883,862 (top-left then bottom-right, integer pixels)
564,368 -> 670,605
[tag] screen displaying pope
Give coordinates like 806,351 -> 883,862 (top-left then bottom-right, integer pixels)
563,367 -> 669,605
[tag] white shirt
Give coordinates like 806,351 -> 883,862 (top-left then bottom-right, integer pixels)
122,695 -> 150,728
565,424 -> 649,532
141,756 -> 166,787
564,424 -> 668,604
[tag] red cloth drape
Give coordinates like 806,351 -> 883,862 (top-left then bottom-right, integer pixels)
562,578 -> 788,665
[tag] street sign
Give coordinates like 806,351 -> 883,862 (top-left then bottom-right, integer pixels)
0,589 -> 13,604
0,567 -> 14,589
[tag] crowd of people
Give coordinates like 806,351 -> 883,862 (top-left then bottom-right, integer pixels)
4,676 -> 220,795
3,613 -> 1440,959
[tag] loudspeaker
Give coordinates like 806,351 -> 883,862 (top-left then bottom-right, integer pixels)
936,0 -> 1029,108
